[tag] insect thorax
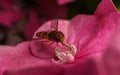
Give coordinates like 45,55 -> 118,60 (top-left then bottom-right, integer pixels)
48,30 -> 65,42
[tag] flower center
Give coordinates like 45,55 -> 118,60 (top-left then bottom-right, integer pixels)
52,41 -> 77,64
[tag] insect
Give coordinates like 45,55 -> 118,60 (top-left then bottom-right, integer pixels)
35,19 -> 65,45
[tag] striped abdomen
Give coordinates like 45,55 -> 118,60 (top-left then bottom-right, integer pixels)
36,31 -> 48,39
36,30 -> 65,43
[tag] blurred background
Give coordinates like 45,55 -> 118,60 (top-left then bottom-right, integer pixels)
0,0 -> 119,45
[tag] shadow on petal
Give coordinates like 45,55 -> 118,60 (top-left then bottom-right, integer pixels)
64,58 -> 98,75
30,40 -> 55,58
102,47 -> 120,75
3,65 -> 65,75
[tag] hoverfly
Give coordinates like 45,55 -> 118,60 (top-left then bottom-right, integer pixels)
31,19 -> 77,61
35,19 -> 65,45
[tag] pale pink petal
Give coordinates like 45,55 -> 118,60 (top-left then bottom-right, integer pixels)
32,13 -> 117,60
30,40 -> 55,58
32,19 -> 69,58
68,15 -> 97,44
71,14 -> 116,59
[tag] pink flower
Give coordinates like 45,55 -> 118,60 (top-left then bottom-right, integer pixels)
0,0 -> 120,75
0,0 -> 17,10
0,10 -> 24,28
57,0 -> 74,5
0,0 -> 25,28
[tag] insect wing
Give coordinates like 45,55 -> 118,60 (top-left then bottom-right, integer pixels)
50,19 -> 58,31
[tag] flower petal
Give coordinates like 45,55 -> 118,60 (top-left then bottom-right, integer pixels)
68,15 -> 98,44
24,11 -> 43,40
102,47 -> 120,75
30,40 -> 55,58
108,13 -> 120,50
64,58 -> 98,75
57,0 -> 74,5
70,14 -> 116,59
0,10 -> 24,28
0,42 -> 57,74
0,40 -> 101,75
94,0 -> 118,17
3,65 -> 64,75
0,0 -> 16,9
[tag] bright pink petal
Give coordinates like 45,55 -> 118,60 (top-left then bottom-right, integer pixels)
57,0 -> 74,5
101,47 -> 120,75
99,17 -> 120,74
0,42 -> 51,69
0,0 -> 120,75
0,42 -> 98,75
107,13 -> 120,50
99,14 -> 120,75
0,42 -> 58,75
69,13 -> 116,60
32,13 -> 117,61
94,0 -> 118,18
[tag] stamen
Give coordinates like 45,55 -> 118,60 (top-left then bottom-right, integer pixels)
52,43 -> 77,64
